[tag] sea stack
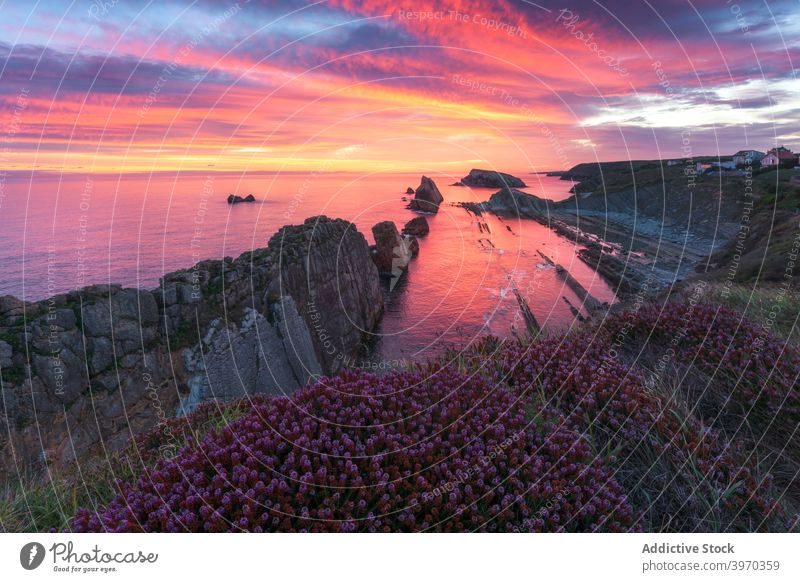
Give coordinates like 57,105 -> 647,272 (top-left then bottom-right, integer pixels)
227,193 -> 256,204
407,176 -> 444,213
458,169 -> 527,189
371,221 -> 413,275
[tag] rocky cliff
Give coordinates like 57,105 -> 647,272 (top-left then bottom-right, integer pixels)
0,287 -> 174,471
0,216 -> 382,474
266,216 -> 384,375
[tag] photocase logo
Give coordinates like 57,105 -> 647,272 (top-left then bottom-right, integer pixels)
20,542 -> 46,570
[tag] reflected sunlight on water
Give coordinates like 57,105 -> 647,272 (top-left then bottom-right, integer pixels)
0,170 -> 611,362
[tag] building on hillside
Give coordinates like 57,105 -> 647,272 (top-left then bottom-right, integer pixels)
696,160 -> 736,174
763,146 -> 797,168
732,150 -> 765,166
696,162 -> 713,174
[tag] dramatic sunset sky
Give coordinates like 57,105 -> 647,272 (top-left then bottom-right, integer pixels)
1,0 -> 798,173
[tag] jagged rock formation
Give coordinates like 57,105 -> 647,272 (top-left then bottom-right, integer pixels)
371,221 -> 412,275
402,216 -> 430,236
466,174 -> 733,294
538,251 -> 604,311
459,169 -> 527,189
0,216 -> 381,473
510,281 -> 540,335
555,264 -> 604,311
562,296 -> 586,322
268,216 -> 383,375
405,187 -> 415,194
179,297 -> 321,415
577,244 -> 644,294
407,176 -> 444,213
227,194 -> 256,204
0,286 -> 175,471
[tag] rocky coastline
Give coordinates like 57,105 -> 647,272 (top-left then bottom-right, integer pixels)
464,165 -> 748,295
2,165 -> 797,535
4,162 -> 786,480
0,216 -> 384,473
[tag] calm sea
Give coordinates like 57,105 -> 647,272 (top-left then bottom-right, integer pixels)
0,170 -> 614,362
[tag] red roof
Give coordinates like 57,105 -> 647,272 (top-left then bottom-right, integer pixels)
767,148 -> 795,159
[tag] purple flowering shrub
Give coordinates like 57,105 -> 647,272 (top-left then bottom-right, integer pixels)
601,303 -> 800,417
132,397 -> 272,467
498,332 -> 784,530
492,302 -> 799,531
70,302 -> 797,532
71,369 -> 635,532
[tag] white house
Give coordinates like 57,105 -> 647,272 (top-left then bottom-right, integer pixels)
732,150 -> 764,166
763,146 -> 796,167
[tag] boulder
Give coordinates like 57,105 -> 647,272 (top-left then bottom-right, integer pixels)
458,169 -> 527,189
0,296 -> 26,317
371,221 -> 413,275
406,187 -> 415,194
407,176 -> 444,213
402,216 -> 430,236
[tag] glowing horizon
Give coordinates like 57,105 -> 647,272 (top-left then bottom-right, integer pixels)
1,0 -> 798,174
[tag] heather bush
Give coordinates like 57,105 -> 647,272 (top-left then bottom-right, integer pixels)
491,302 -> 799,531
71,369 -> 634,532
0,397 -> 264,533
133,397 -> 271,466
69,302 -> 798,533
600,303 -> 800,417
